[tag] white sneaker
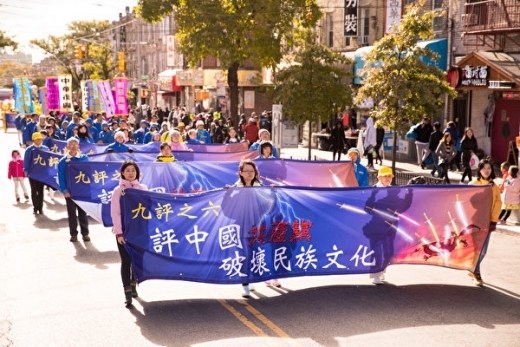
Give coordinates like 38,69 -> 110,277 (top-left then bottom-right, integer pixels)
272,279 -> 281,288
242,285 -> 251,298
49,189 -> 55,200
380,273 -> 385,281
264,280 -> 272,286
372,275 -> 382,285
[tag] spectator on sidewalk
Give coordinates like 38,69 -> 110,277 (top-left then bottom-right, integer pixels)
498,165 -> 520,225
428,121 -> 443,177
413,115 -> 433,169
460,127 -> 478,183
330,120 -> 346,161
435,132 -> 457,184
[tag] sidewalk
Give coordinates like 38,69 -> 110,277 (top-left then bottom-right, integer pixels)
280,144 -> 520,236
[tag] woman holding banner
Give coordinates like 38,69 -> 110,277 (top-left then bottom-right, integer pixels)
110,160 -> 148,306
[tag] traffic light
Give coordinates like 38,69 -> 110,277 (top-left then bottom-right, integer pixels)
120,26 -> 126,43
74,45 -> 81,59
74,45 -> 87,60
118,51 -> 125,73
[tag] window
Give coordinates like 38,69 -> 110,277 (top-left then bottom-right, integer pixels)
327,13 -> 334,47
433,0 -> 444,32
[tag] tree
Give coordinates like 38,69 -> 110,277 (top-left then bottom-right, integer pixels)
0,62 -> 31,87
274,30 -> 353,160
0,31 -> 18,51
354,0 -> 457,179
30,20 -> 116,90
136,0 -> 322,127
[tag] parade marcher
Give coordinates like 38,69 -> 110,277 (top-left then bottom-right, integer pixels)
435,132 -> 457,184
23,113 -> 38,147
105,131 -> 133,153
365,166 -> 411,285
468,158 -> 501,286
133,120 -> 149,144
8,149 -> 29,203
225,159 -> 263,297
170,130 -> 190,151
65,112 -> 82,139
460,127 -> 478,183
255,141 -> 275,159
498,165 -> 520,225
110,160 -> 148,305
57,137 -> 90,242
347,147 -> 369,187
23,132 -> 50,214
413,115 -> 433,169
76,124 -> 94,144
330,120 -> 346,161
98,122 -> 113,144
84,118 -> 98,142
249,129 -> 279,157
143,123 -> 159,144
195,120 -> 211,144
14,113 -> 23,146
224,127 -> 242,143
156,142 -> 176,162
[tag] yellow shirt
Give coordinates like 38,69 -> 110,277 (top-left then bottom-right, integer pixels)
469,178 -> 501,222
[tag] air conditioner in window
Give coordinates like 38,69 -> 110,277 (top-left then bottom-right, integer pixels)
461,13 -> 478,26
357,36 -> 369,45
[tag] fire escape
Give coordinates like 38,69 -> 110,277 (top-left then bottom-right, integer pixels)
462,0 -> 520,50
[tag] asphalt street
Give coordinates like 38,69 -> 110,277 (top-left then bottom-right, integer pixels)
0,130 -> 519,347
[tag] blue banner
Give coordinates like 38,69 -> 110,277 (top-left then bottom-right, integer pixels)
13,77 -> 34,115
121,185 -> 492,284
27,148 -> 358,225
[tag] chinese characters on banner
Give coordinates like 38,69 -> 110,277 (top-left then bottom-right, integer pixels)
166,35 -> 175,67
80,81 -> 89,113
46,77 -> 60,111
89,81 -> 105,113
119,186 -> 492,284
386,0 -> 402,34
344,0 -> 358,37
57,74 -> 73,112
39,87 -> 49,115
13,77 -> 34,115
114,78 -> 129,116
97,80 -> 116,117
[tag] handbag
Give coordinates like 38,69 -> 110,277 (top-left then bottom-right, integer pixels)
469,153 -> 479,170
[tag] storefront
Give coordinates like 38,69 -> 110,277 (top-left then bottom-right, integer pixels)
156,69 -> 183,110
450,51 -> 520,163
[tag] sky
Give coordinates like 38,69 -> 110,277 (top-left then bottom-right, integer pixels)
0,0 -> 137,63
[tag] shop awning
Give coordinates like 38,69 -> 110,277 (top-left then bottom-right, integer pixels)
158,69 -> 183,92
353,38 -> 448,85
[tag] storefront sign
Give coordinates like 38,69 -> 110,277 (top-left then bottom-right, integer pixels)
461,65 -> 488,86
343,0 -> 358,37
385,0 -> 402,34
488,81 -> 515,89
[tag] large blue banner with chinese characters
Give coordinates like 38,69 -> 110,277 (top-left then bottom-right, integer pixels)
27,148 -> 358,226
121,185 -> 492,284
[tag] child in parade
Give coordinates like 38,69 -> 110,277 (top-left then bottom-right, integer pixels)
347,147 -> 369,187
468,158 -> 501,286
499,162 -> 510,193
110,160 -> 148,305
224,126 -> 241,143
256,141 -> 275,159
170,130 -> 190,151
8,149 -> 29,203
156,142 -> 176,162
498,165 -> 520,225
186,129 -> 200,145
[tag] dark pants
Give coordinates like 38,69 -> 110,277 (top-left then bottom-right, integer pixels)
29,178 -> 44,213
369,234 -> 396,273
499,209 -> 512,221
117,238 -> 135,287
65,197 -> 89,236
440,162 -> 451,184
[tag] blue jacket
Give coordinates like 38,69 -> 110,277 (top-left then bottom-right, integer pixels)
22,121 -> 37,144
250,141 -> 278,158
15,115 -> 23,131
196,129 -> 212,144
23,144 -> 50,174
348,148 -> 369,187
65,123 -> 79,139
105,142 -> 130,153
99,130 -> 114,144
133,128 -> 148,144
57,153 -> 89,194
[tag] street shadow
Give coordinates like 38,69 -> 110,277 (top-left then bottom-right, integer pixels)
127,283 -> 520,347
72,241 -> 120,270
